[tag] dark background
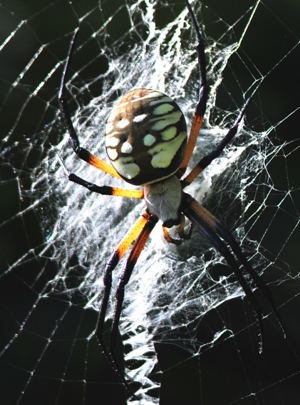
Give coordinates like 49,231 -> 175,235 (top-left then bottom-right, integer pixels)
0,0 -> 300,404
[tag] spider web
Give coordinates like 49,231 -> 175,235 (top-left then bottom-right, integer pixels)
0,0 -> 300,404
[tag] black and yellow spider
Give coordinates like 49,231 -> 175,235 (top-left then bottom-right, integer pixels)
58,0 -> 285,397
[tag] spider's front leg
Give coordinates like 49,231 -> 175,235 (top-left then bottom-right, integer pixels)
58,29 -> 121,180
181,97 -> 252,188
58,31 -> 149,199
182,3 -> 252,188
178,0 -> 209,177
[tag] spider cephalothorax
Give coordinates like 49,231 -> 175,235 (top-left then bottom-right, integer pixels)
58,0 -> 285,398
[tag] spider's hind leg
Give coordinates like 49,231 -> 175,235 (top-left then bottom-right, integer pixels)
181,192 -> 286,352
94,211 -> 158,398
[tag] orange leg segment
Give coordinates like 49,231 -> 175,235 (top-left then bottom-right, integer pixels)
86,153 -> 122,179
110,187 -> 144,198
179,114 -> 204,175
114,210 -> 152,260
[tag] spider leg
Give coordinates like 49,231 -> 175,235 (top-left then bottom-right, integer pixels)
110,214 -> 158,351
181,97 -> 252,188
58,29 -> 121,180
69,173 -> 144,198
94,211 -> 158,398
178,0 -> 209,176
181,192 -> 286,352
215,220 -> 286,338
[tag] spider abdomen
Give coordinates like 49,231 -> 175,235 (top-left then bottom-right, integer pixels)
105,88 -> 187,185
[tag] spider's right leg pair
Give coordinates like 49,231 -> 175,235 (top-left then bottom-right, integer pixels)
94,210 -> 158,398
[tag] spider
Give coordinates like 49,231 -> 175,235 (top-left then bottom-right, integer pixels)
58,0 -> 285,397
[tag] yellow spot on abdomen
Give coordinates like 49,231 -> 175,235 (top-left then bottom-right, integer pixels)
149,132 -> 186,168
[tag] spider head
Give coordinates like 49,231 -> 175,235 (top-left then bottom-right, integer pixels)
144,175 -> 182,227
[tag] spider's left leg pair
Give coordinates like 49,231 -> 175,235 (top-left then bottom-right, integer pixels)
58,29 -> 144,200
94,210 -> 158,398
